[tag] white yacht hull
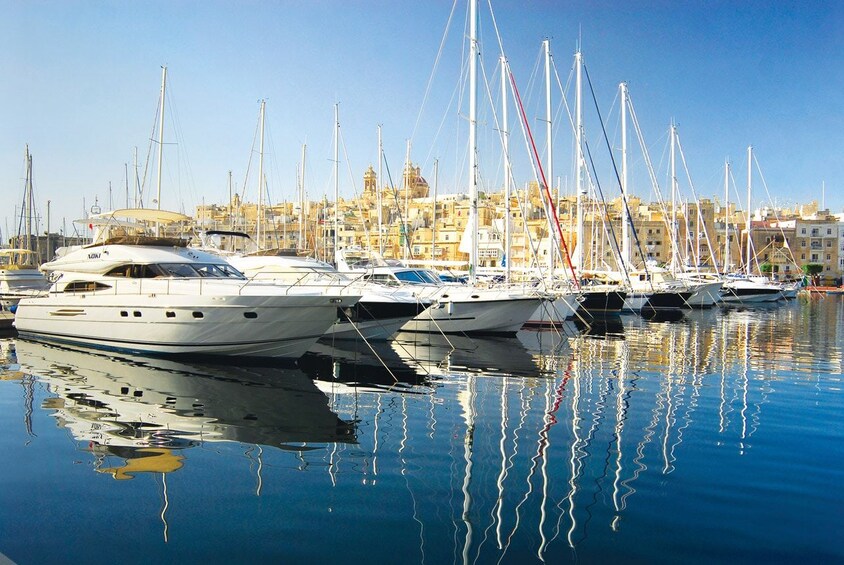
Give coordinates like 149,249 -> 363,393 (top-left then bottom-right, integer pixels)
721,278 -> 783,304
14,290 -> 357,359
685,280 -> 723,308
325,315 -> 415,341
401,294 -> 542,335
523,292 -> 579,327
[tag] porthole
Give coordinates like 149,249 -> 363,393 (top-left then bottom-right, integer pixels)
244,312 -> 258,319
133,311 -> 142,317
166,311 -> 176,318
120,311 -> 128,317
192,312 -> 204,319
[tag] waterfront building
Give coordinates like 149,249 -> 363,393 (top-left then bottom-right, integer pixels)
193,167 -> 844,283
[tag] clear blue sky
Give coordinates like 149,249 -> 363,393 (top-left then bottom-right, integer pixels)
3,0 -> 843,237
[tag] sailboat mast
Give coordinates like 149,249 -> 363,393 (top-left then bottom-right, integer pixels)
228,170 -> 233,230
745,145 -> 753,275
620,82 -> 630,270
544,39 -> 554,275
501,54 -> 511,283
724,159 -> 730,272
432,159 -> 439,264
257,99 -> 266,249
156,66 -> 167,211
334,103 -> 340,263
24,145 -> 33,253
574,50 -> 584,273
467,0 -> 479,284
403,140 -> 411,261
670,122 -> 679,271
300,143 -> 307,252
377,125 -> 383,255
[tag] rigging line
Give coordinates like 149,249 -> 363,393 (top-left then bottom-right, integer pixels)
381,148 -> 414,259
581,136 -> 626,275
486,5 -> 568,279
139,88 -> 160,199
240,104 -> 262,203
164,78 -> 198,209
753,153 -> 799,268
582,64 -> 650,282
674,130 -> 721,271
726,166 -> 758,270
508,69 -> 579,287
627,103 -> 674,246
338,125 -> 374,245
410,0 -> 459,144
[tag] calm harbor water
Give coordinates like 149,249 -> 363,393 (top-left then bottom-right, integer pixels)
1,297 -> 842,564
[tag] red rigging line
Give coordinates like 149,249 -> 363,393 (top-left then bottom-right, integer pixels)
507,69 -> 579,289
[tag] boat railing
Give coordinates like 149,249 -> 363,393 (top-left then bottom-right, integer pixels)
51,273 -> 359,298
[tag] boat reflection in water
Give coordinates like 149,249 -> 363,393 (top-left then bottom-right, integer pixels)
16,339 -> 357,464
389,331 -> 545,378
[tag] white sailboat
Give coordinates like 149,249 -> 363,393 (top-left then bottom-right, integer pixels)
1,146 -> 49,309
720,146 -> 783,304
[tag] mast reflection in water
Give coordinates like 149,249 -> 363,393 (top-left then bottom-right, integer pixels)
1,297 -> 842,563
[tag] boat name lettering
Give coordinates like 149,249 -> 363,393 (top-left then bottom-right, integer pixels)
88,253 -> 101,259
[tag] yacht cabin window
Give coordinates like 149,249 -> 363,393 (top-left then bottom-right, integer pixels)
104,263 -> 245,279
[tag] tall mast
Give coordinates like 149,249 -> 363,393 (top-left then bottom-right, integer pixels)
724,159 -> 730,272
377,125 -> 384,255
155,66 -> 167,212
334,103 -> 340,263
228,170 -> 233,230
403,140 -> 412,261
468,0 -> 479,284
745,145 -> 752,275
544,39 -> 554,275
24,145 -> 33,253
432,159 -> 439,265
300,143 -> 307,251
501,54 -> 511,284
574,50 -> 584,273
620,82 -> 629,270
256,99 -> 266,249
133,146 -> 140,207
670,121 -> 679,272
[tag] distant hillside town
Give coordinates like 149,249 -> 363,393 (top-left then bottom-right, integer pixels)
192,162 -> 844,285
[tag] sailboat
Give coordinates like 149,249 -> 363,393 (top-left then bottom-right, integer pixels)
720,146 -> 783,304
1,146 -> 49,309
334,4 -> 543,335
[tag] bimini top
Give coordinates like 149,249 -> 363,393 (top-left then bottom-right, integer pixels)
87,208 -> 191,224
75,208 -> 193,247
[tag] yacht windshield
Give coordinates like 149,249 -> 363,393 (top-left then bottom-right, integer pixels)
394,269 -> 441,285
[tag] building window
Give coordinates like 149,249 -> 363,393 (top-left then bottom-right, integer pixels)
801,241 -> 806,247
801,228 -> 806,234
828,228 -> 832,235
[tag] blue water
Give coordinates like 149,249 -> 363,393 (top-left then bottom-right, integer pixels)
1,297 -> 842,563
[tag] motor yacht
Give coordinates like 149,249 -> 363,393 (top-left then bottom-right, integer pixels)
197,230 -> 429,341
13,209 -> 360,359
